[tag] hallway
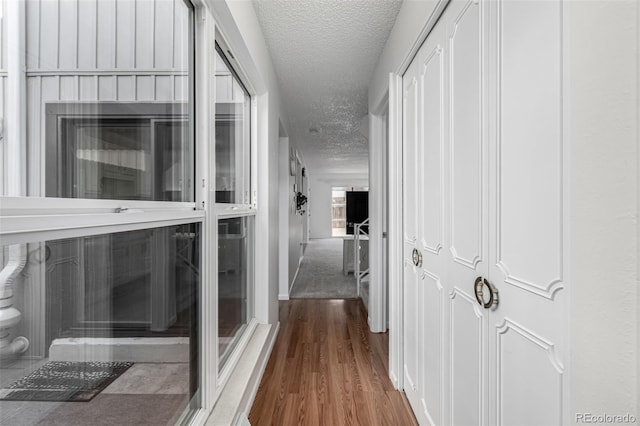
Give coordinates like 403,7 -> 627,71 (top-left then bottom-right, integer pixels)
248,299 -> 416,426
290,239 -> 357,299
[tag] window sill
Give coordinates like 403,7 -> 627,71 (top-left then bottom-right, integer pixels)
204,322 -> 279,426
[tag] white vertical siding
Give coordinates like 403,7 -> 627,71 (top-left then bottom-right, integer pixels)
77,0 -> 98,69
135,0 -> 154,69
117,75 -> 136,100
136,75 -> 154,100
97,0 -> 117,69
58,75 -> 77,100
27,0 -> 188,72
155,0 -> 174,68
79,75 -> 97,100
38,0 -> 59,69
116,0 -> 136,68
155,75 -> 173,100
1,0 -> 6,195
1,77 -> 5,196
1,0 -> 5,70
175,75 -> 188,101
25,0 -> 39,70
173,0 -> 188,68
58,0 -> 78,69
98,75 -> 117,100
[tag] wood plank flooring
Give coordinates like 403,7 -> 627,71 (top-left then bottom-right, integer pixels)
249,299 -> 417,426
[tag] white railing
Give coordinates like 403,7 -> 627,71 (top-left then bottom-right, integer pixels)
354,218 -> 370,299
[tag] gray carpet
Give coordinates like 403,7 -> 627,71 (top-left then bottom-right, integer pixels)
290,238 -> 357,299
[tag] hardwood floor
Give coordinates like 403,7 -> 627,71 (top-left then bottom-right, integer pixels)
249,299 -> 417,426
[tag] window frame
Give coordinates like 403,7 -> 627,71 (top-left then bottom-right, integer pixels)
0,0 -> 267,421
1,1 -> 199,220
211,34 -> 259,385
0,0 -> 205,422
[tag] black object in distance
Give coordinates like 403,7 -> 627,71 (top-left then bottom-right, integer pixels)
346,191 -> 368,235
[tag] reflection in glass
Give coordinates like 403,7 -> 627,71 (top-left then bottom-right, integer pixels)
46,105 -> 192,202
0,224 -> 201,424
215,46 -> 251,204
218,216 -> 254,370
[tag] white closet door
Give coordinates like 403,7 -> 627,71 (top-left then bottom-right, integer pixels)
402,55 -> 427,425
444,0 -> 489,425
487,1 -> 566,425
415,16 -> 448,426
402,1 -> 567,424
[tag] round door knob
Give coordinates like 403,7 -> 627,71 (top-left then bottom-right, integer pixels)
412,248 -> 423,267
474,276 -> 499,309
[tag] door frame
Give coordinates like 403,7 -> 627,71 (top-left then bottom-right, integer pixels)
384,0 -> 451,390
368,98 -> 389,333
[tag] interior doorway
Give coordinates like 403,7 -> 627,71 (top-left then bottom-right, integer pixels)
331,186 -> 369,237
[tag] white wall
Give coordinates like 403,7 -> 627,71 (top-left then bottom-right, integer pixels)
567,0 -> 638,421
288,153 -> 304,290
278,136 -> 306,299
309,176 -> 333,239
278,137 -> 289,298
368,0 -> 439,110
308,174 -> 369,239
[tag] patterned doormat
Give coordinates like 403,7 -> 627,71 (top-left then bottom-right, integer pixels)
0,361 -> 133,402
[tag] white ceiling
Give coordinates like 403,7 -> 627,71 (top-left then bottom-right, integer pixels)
252,0 -> 402,177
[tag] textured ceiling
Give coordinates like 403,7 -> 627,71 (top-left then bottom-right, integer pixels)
253,0 -> 402,176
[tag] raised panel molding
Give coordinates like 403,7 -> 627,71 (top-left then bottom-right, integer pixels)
403,77 -> 419,245
496,319 -> 563,426
450,246 -> 481,270
448,0 -> 484,272
420,45 -> 445,256
449,288 -> 485,426
496,261 -> 564,300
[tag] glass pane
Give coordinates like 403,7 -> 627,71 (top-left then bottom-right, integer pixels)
0,224 -> 201,424
46,105 -> 192,202
215,47 -> 251,204
218,216 -> 254,370
3,0 -> 195,202
332,188 -> 347,237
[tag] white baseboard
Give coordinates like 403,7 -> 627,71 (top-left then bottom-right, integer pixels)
288,255 -> 304,293
390,371 -> 398,389
278,294 -> 290,300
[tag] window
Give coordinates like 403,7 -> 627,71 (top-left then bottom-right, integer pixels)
0,1 -> 201,424
218,216 -> 254,368
215,44 -> 251,205
46,103 -> 192,202
214,43 -> 255,374
332,188 -> 347,236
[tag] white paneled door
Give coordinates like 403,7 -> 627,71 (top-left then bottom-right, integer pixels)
401,1 -> 566,425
